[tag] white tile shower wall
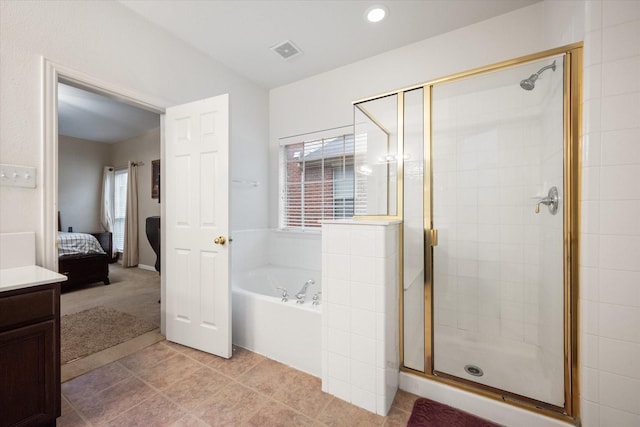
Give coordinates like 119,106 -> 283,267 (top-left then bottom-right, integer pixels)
230,229 -> 269,272
268,230 -> 322,271
321,221 -> 399,416
580,1 -> 640,426
538,60 -> 565,372
432,79 -> 552,353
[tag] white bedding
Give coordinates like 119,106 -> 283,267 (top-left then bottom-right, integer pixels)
57,232 -> 106,256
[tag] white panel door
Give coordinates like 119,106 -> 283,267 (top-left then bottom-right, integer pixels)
165,94 -> 231,358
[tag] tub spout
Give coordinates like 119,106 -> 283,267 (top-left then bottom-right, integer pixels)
295,279 -> 315,304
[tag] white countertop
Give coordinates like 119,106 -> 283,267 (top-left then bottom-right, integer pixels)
0,265 -> 67,293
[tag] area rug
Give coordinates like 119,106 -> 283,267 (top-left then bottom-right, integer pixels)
61,306 -> 157,364
408,398 -> 501,427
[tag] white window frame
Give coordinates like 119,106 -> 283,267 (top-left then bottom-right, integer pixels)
113,168 -> 128,252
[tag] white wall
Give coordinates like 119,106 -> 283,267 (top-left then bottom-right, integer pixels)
58,135 -> 110,232
579,1 -> 640,426
0,0 -> 269,263
269,4 -> 547,229
271,1 -> 636,426
110,127 -> 161,268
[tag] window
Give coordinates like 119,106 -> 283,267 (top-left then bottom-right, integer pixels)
280,133 -> 354,230
113,169 -> 128,252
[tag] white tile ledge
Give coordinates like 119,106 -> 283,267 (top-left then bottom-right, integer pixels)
0,265 -> 67,293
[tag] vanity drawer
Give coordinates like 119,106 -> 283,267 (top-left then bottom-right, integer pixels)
0,287 -> 57,330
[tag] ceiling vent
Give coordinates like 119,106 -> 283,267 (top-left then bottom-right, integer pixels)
271,40 -> 302,60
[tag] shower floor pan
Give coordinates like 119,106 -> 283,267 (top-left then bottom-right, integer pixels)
433,331 -> 564,407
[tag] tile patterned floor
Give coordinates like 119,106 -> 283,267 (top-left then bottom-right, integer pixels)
58,341 -> 419,426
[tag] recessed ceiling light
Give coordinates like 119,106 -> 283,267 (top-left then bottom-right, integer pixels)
365,5 -> 388,23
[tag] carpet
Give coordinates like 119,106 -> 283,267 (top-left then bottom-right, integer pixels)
407,398 -> 501,427
61,306 -> 157,364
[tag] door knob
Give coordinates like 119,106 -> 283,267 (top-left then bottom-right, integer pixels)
214,236 -> 226,245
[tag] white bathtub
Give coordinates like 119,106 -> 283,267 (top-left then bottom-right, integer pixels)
232,266 -> 322,377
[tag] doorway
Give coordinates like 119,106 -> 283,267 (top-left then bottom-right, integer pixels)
43,59 -> 166,378
44,59 -> 234,365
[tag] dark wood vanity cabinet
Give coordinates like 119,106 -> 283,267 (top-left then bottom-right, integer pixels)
0,283 -> 61,427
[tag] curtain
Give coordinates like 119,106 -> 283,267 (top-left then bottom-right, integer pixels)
122,161 -> 139,267
100,166 -> 115,235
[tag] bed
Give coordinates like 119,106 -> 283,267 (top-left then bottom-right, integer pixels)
57,229 -> 112,289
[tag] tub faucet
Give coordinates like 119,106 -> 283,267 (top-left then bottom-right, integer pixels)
295,279 -> 315,304
276,287 -> 288,302
312,291 -> 322,306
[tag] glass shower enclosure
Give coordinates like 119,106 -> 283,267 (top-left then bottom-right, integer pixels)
353,45 -> 581,419
431,55 -> 566,407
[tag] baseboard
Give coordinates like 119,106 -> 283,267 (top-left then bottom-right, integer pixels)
138,264 -> 156,272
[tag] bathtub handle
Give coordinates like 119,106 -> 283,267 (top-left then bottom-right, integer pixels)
312,292 -> 322,306
276,287 -> 288,302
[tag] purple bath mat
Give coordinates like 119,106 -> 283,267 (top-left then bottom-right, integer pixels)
407,398 -> 501,427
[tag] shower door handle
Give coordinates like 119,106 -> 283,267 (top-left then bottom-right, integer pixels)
535,186 -> 559,215
428,229 -> 438,247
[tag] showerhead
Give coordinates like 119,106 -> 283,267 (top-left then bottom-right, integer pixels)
520,75 -> 538,91
520,60 -> 557,91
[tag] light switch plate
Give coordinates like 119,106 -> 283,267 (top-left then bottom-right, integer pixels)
0,164 -> 37,188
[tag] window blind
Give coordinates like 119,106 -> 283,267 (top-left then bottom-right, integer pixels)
280,133 -> 354,230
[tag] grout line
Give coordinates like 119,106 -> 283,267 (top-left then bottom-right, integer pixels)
60,393 -> 93,426
153,342 -> 329,425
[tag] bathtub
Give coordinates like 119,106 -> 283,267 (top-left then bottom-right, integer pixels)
232,266 -> 322,377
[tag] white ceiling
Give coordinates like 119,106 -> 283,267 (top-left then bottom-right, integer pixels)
119,0 -> 540,89
59,0 -> 541,143
58,83 -> 160,143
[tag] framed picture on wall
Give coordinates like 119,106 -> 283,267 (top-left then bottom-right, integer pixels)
152,159 -> 160,199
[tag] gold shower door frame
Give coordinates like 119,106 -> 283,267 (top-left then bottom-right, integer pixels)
354,43 -> 582,424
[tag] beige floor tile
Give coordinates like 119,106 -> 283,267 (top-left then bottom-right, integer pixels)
56,409 -> 89,427
136,352 -> 202,390
239,358 -> 291,396
162,367 -> 231,411
166,340 -> 225,365
70,377 -> 156,426
391,388 -> 420,413
107,393 -> 185,427
57,396 -> 89,427
271,368 -> 333,417
169,414 -> 210,426
383,406 -> 412,426
61,362 -> 131,402
191,382 -> 270,426
207,345 -> 266,378
245,400 -> 317,426
118,341 -> 178,373
316,397 -> 386,427
316,397 -> 359,426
